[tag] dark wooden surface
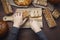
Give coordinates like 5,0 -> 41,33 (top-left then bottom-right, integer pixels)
0,1 -> 60,40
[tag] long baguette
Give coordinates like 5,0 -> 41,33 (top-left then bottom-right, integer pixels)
1,0 -> 9,14
1,0 -> 13,14
43,8 -> 57,28
6,0 -> 13,14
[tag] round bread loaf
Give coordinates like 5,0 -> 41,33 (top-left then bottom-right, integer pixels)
0,20 -> 9,37
14,0 -> 32,6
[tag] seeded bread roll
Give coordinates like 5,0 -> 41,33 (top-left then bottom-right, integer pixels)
14,0 -> 32,6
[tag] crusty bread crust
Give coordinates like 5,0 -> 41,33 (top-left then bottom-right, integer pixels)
14,0 -> 32,6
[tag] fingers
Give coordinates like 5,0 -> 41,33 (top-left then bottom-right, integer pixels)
29,18 -> 36,23
29,18 -> 32,25
29,18 -> 39,28
13,12 -> 23,17
19,12 -> 22,16
29,18 -> 34,21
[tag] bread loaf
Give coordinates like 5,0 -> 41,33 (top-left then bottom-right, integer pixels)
1,0 -> 13,14
0,20 -> 9,37
14,0 -> 32,6
43,8 -> 57,28
52,9 -> 60,19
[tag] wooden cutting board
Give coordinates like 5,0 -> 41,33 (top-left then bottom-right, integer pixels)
3,8 -> 43,28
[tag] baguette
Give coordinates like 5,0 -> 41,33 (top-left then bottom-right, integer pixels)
1,0 -> 13,14
43,8 -> 57,28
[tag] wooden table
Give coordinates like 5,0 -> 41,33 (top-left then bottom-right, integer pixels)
0,1 -> 60,40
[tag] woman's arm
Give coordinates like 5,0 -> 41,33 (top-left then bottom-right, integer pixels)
30,18 -> 48,40
6,13 -> 27,40
36,30 -> 48,40
6,27 -> 19,40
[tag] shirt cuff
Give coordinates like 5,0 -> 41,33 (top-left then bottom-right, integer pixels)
36,31 -> 48,40
10,27 -> 19,34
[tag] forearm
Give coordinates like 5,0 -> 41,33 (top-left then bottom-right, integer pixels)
0,38 -> 3,40
36,31 -> 48,40
6,27 -> 19,40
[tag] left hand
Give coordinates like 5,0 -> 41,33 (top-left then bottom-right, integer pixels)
30,18 -> 42,33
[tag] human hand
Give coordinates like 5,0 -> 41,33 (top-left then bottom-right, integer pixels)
30,18 -> 42,33
13,12 -> 27,28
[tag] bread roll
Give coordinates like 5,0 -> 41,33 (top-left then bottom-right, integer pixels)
0,20 -> 9,37
52,9 -> 60,19
14,0 -> 32,6
22,10 -> 29,18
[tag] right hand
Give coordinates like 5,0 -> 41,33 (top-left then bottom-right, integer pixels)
13,12 -> 27,28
